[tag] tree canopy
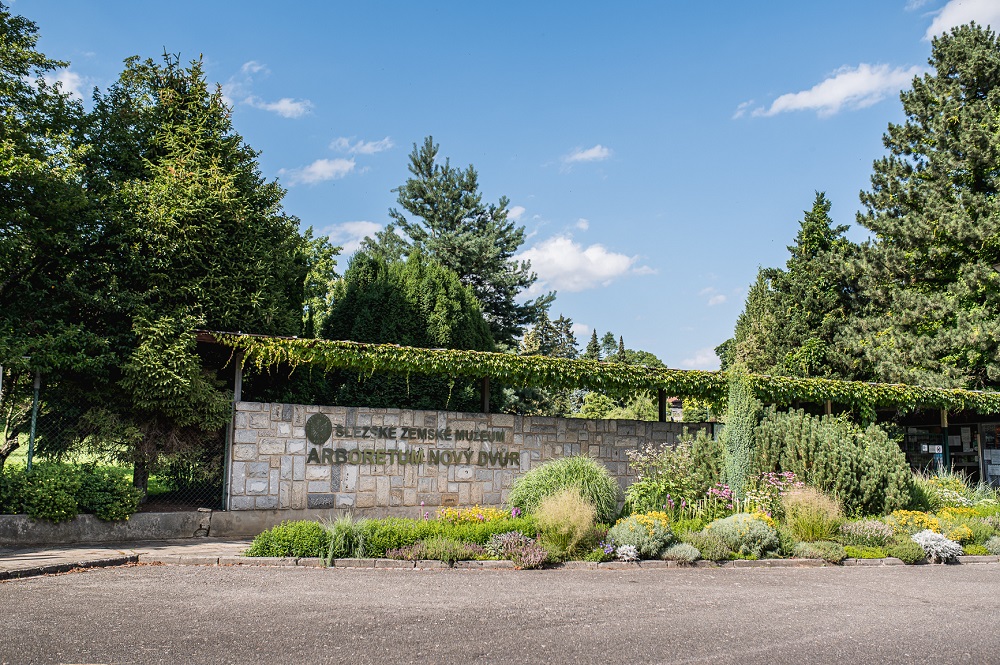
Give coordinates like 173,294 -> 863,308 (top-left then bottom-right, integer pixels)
844,24 -> 1000,390
318,250 -> 493,411
371,136 -> 553,346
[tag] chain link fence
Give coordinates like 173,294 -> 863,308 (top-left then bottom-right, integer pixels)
1,367 -> 227,512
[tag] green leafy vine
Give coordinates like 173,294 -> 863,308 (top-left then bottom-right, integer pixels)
207,331 -> 1000,415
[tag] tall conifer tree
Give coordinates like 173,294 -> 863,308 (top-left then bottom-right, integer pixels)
848,24 -> 1000,388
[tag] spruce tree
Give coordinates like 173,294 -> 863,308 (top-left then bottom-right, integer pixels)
584,330 -> 602,361
719,193 -> 857,378
849,24 -> 1000,389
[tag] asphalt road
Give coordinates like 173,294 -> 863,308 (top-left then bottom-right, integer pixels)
2,564 -> 999,664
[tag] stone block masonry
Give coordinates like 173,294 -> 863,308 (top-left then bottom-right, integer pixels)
227,402 -> 706,514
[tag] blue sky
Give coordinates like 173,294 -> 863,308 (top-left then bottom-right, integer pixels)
19,0 -> 1000,368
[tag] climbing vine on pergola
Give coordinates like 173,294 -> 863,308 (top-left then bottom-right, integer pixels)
202,331 -> 1000,418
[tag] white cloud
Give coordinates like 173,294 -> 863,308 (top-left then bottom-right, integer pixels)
280,158 -> 355,185
575,218 -> 590,231
245,96 -> 313,118
680,347 -> 720,370
516,235 -> 651,293
925,0 -> 1000,39
507,205 -> 526,221
241,61 -> 268,75
562,144 -> 612,164
223,60 -> 312,118
330,136 -> 394,155
906,0 -> 934,10
707,294 -> 727,306
752,63 -> 923,118
324,220 -> 382,255
732,100 -> 754,119
570,322 -> 591,340
44,68 -> 86,99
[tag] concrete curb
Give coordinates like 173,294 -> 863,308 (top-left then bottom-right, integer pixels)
1,555 -> 139,580
7,553 -> 999,580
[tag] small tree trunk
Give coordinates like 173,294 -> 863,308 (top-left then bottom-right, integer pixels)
133,458 -> 150,503
0,437 -> 19,476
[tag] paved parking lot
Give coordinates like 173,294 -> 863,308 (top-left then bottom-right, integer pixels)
2,563 -> 999,664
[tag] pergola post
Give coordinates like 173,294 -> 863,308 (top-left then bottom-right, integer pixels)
658,389 -> 667,422
941,408 -> 950,470
480,377 -> 490,414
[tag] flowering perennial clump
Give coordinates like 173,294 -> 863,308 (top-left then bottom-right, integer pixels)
887,510 -> 940,535
436,505 -> 510,524
839,519 -> 896,548
745,471 -> 805,519
911,530 -> 963,563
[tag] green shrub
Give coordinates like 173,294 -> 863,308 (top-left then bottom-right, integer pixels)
755,408 -> 912,516
886,539 -> 927,564
964,519 -> 996,546
782,487 -> 842,542
671,517 -> 705,536
245,520 -> 331,557
843,545 -> 887,559
661,543 -> 700,563
986,536 -> 1000,556
776,526 -> 797,557
22,464 -> 82,523
0,465 -> 26,514
690,428 -> 725,490
507,456 -> 620,523
535,488 -> 596,560
793,540 -> 847,564
963,544 -> 989,556
583,547 -> 613,562
607,512 -> 674,559
77,465 -> 141,521
356,516 -> 537,558
681,530 -> 731,561
705,513 -> 779,558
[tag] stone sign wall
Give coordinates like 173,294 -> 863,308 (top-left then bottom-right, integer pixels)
227,402 -> 709,514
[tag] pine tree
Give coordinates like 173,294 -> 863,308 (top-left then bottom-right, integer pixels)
600,332 -> 617,360
848,24 -> 1000,389
617,336 -> 626,363
384,137 -> 554,346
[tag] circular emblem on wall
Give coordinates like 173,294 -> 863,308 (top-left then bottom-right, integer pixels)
305,413 -> 333,445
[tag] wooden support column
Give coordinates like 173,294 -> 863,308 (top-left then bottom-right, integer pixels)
825,400 -> 832,416
480,377 -> 491,414
658,389 -> 667,422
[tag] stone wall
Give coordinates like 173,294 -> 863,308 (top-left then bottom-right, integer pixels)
228,402 -> 710,515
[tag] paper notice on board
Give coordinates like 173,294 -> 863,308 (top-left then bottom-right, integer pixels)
961,427 -> 972,451
949,435 -> 961,449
